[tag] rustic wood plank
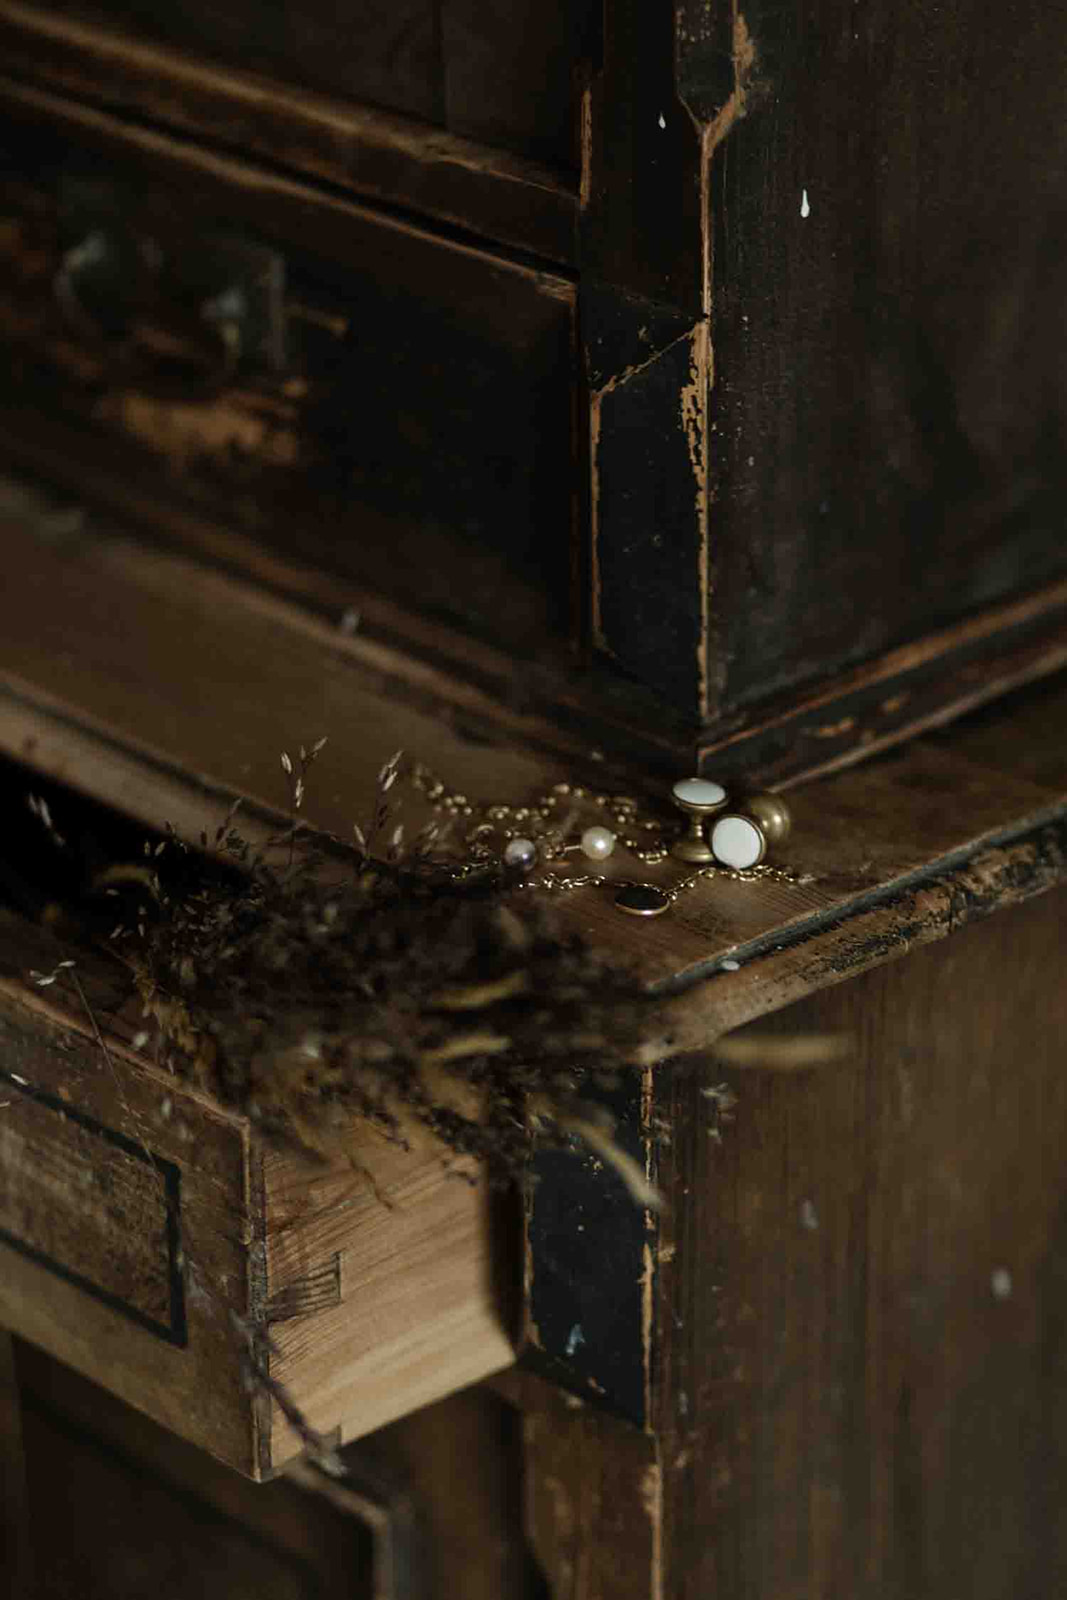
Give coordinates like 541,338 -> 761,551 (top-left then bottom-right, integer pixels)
655,887 -> 1067,1597
520,1394 -> 663,1600
0,974 -> 261,1471
44,0 -> 445,127
702,0 -> 1067,717
3,511 -> 1067,1019
0,941 -> 514,1476
0,1 -> 577,265
263,1134 -> 514,1468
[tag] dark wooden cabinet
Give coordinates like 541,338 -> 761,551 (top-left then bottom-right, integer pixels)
2,1 -> 1067,777
3,5 -> 1067,1597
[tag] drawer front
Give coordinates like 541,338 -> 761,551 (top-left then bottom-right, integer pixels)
0,85 -> 577,663
36,0 -> 597,170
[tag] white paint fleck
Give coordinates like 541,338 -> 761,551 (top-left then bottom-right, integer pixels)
801,188 -> 811,219
720,958 -> 741,972
160,1098 -> 173,1120
658,112 -> 666,129
991,1267 -> 1013,1300
800,1199 -> 819,1231
10,1074 -> 28,1087
339,607 -> 361,635
565,1323 -> 586,1356
131,1031 -> 149,1051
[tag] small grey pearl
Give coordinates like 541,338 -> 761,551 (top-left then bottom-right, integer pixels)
503,836 -> 537,870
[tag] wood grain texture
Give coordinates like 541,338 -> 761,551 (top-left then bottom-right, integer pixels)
33,0 -> 593,174
0,953 -> 513,1478
262,1134 -> 514,1470
705,0 -> 1067,715
0,975 -> 259,1471
654,887 -> 1067,1598
0,84 -> 577,664
3,511 -> 1067,1021
0,1 -> 578,265
46,0 -> 446,128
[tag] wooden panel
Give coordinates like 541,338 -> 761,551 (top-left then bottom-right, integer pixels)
46,0 -> 445,127
0,3 -> 577,266
0,80 -> 577,662
15,1342 -> 384,1598
33,0 -> 595,173
263,1137 -> 515,1469
0,932 -> 514,1477
656,888 -> 1067,1598
702,0 -> 1067,713
0,977 -> 259,1472
443,0 -> 597,169
3,510 -> 1067,1020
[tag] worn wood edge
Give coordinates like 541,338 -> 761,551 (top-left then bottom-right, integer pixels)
645,813 -> 1067,1051
3,591 -> 1067,1014
0,70 -> 574,297
0,939 -> 515,1478
3,506 -> 1067,1011
700,576 -> 1067,788
260,1129 -> 516,1471
7,408 -> 1067,794
0,443 -> 690,778
0,1 -> 578,269
0,964 -> 266,1474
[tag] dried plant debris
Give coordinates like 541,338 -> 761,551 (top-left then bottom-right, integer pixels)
6,746 -> 659,1191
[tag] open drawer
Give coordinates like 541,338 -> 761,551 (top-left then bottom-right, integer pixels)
0,775 -> 516,1479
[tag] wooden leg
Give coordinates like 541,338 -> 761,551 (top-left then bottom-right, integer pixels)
493,1370 -> 663,1600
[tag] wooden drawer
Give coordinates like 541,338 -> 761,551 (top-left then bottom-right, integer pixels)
0,924 -> 514,1480
38,0 -> 596,170
0,82 -> 577,669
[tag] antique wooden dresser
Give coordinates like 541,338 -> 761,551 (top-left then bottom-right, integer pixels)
2,1 -> 1067,1595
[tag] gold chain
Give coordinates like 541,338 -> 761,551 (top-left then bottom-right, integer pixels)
408,762 -> 807,903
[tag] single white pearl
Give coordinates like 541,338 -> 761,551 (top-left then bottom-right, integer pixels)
672,777 -> 726,808
580,825 -> 616,861
503,836 -> 537,870
710,815 -> 764,869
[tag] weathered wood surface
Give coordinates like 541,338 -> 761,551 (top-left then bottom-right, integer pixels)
0,947 -> 513,1477
0,2 -> 578,265
25,0 -> 592,171
498,886 -> 1067,1598
582,0 -> 1067,747
2,506 -> 1067,1023
702,0 -> 1067,718
651,887 -> 1067,1599
0,82 -> 577,666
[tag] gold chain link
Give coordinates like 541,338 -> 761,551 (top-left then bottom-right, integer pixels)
408,762 -> 809,902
